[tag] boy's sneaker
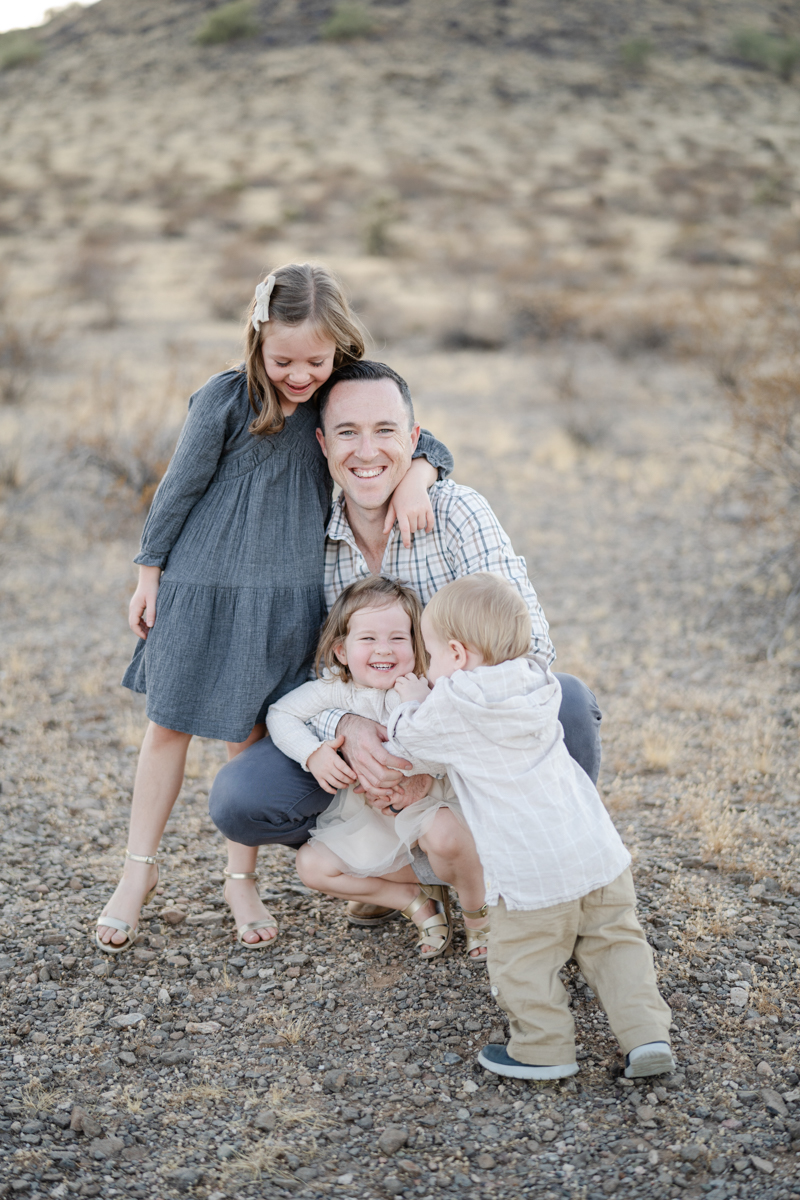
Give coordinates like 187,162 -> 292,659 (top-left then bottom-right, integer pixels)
478,1044 -> 579,1081
624,1042 -> 676,1078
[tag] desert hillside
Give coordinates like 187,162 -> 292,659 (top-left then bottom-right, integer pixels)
1,2 -> 800,1199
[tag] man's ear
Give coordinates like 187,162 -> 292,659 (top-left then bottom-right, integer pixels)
315,426 -> 329,458
333,640 -> 347,666
409,422 -> 421,452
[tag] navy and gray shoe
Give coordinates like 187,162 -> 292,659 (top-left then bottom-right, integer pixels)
477,1044 -> 579,1081
624,1042 -> 675,1078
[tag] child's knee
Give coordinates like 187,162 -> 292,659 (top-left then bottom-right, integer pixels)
423,809 -> 464,861
295,843 -> 322,886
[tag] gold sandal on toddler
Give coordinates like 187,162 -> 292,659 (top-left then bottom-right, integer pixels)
95,851 -> 159,956
223,870 -> 279,949
400,885 -> 453,960
461,902 -> 490,965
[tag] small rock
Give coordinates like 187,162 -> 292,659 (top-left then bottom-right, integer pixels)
751,1156 -> 774,1173
757,1061 -> 774,1077
760,1088 -> 788,1117
118,1051 -> 137,1066
164,1168 -> 202,1192
489,1026 -> 505,1043
462,1080 -> 478,1094
378,1126 -> 409,1156
217,1144 -> 237,1160
453,1173 -> 472,1189
679,1146 -> 702,1162
335,1174 -> 354,1185
334,1023 -> 349,1035
402,1064 -> 421,1078
601,1181 -> 619,1196
254,1110 -> 277,1132
108,1012 -> 145,1029
476,1153 -> 496,1169
160,908 -> 187,926
323,1068 -> 349,1093
729,987 -> 749,1007
89,1135 -> 125,1158
185,1021 -> 221,1034
443,1052 -> 462,1064
284,953 -> 310,966
167,955 -> 189,967
294,1167 -> 317,1183
383,1177 -> 404,1196
185,911 -> 223,926
121,1145 -> 148,1162
96,1058 -> 118,1076
31,1031 -> 47,1045
70,1107 -> 103,1138
709,1156 -> 727,1175
636,1105 -> 656,1122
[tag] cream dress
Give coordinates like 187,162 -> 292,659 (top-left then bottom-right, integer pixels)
266,673 -> 462,877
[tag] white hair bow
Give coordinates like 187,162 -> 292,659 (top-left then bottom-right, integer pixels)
252,274 -> 276,332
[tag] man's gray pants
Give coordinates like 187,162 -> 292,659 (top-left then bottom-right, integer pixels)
208,674 -> 602,884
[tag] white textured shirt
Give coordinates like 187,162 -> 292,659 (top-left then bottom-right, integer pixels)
313,480 -> 553,740
385,657 -> 630,911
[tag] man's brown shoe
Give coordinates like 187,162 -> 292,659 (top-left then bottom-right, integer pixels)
346,901 -> 400,927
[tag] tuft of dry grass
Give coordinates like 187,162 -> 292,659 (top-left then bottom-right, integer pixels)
222,1137 -> 316,1185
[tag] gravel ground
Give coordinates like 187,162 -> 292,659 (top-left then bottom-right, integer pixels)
2,343 -> 800,1200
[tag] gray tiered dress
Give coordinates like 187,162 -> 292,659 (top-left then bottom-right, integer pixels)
121,369 -> 452,742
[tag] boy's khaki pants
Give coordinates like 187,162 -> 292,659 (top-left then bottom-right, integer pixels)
487,868 -> 672,1066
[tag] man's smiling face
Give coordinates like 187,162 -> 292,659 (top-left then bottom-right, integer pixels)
316,378 -> 421,514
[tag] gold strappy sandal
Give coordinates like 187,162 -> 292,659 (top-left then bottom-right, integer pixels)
400,885 -> 453,960
95,851 -> 159,956
461,902 -> 490,965
223,870 -> 279,949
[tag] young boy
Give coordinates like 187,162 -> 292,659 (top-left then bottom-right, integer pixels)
389,573 -> 675,1081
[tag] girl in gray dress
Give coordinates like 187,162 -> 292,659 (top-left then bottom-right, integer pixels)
96,263 -> 452,955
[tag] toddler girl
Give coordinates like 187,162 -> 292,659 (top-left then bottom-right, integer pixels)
387,573 -> 675,1080
267,575 -> 489,961
96,264 -> 451,954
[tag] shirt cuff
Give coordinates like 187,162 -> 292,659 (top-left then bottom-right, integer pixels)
307,709 -> 349,743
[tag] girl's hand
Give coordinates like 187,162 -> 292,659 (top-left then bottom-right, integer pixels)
308,736 -> 357,795
384,458 -> 436,550
128,566 -> 162,640
394,672 -> 431,703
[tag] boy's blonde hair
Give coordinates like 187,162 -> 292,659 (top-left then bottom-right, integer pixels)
242,263 -> 366,437
424,573 -> 530,665
316,576 -> 427,683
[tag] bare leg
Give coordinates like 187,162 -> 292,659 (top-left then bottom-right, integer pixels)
296,843 -> 440,944
97,721 -> 191,947
419,809 -> 487,958
221,725 -> 277,945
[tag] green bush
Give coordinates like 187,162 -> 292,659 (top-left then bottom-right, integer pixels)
731,28 -> 800,82
0,32 -> 43,70
195,1 -> 259,47
619,37 -> 654,72
320,3 -> 375,42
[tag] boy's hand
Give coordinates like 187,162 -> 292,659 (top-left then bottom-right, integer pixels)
394,673 -> 431,703
307,737 -> 357,795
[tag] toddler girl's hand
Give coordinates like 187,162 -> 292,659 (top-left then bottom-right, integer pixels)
394,673 -> 431,703
307,736 -> 357,795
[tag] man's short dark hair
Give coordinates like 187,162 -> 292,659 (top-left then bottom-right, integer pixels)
316,360 -> 415,431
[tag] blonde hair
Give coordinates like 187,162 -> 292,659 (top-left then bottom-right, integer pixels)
242,263 -> 366,437
316,576 -> 427,683
424,573 -> 531,665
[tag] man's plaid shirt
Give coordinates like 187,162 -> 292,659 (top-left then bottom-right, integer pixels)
312,480 -> 554,740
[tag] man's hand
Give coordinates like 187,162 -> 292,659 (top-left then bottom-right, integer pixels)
307,736 -> 357,795
366,773 -> 433,813
336,713 -> 412,794
128,565 -> 162,640
394,672 -> 431,703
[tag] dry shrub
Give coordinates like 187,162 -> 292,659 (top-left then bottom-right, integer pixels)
62,232 -> 127,328
713,256 -> 800,656
209,237 -> 269,322
0,275 -> 51,405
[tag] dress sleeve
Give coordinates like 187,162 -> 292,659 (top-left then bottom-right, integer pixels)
134,377 -> 240,569
443,490 -> 555,663
413,429 -> 453,480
